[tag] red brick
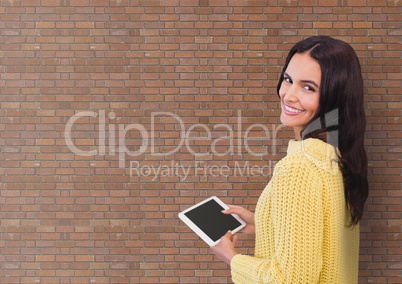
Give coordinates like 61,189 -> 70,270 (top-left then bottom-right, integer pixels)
0,1 -> 400,283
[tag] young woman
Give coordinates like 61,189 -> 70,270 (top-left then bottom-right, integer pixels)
210,36 -> 369,283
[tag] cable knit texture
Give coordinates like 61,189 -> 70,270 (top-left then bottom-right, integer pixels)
230,138 -> 359,284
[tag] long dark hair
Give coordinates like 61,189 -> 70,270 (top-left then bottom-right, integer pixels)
277,36 -> 369,225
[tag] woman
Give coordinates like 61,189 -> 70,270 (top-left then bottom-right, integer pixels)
211,36 -> 369,283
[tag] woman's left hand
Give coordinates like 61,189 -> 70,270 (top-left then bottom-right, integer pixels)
210,231 -> 238,265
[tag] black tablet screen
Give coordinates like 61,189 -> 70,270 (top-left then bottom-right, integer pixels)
184,199 -> 242,242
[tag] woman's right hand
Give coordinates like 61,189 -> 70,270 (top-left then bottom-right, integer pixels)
222,205 -> 255,235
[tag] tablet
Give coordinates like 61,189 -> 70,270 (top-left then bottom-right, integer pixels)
178,196 -> 246,247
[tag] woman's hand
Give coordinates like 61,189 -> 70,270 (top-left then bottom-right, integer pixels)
222,205 -> 255,235
210,205 -> 255,265
210,231 -> 238,265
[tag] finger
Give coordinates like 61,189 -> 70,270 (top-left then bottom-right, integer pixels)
231,233 -> 238,245
221,205 -> 241,214
224,230 -> 233,237
221,209 -> 231,214
221,205 -> 232,213
220,230 -> 233,241
226,204 -> 242,210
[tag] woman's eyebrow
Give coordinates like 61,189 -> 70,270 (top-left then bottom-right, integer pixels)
284,72 -> 320,89
301,79 -> 320,89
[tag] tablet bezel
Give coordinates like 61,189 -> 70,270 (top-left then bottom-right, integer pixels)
178,196 -> 246,247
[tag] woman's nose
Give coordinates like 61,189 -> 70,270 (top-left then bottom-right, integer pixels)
282,84 -> 298,102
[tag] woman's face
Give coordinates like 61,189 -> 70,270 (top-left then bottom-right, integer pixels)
278,52 -> 321,140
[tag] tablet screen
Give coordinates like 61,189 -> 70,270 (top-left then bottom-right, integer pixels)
184,198 -> 243,242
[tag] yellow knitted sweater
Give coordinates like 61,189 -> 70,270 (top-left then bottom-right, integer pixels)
230,138 -> 359,283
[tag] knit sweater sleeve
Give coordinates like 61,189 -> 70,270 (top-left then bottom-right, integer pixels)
230,157 -> 324,283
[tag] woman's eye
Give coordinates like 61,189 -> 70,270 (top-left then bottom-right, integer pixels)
284,77 -> 292,83
304,85 -> 315,92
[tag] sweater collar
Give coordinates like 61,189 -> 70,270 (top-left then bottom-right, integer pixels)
287,138 -> 341,175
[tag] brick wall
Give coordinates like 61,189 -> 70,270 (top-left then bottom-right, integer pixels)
0,0 -> 401,283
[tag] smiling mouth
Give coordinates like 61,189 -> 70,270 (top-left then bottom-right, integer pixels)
284,104 -> 304,114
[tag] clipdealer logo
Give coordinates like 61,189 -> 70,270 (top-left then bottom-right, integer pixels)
64,110 -> 285,180
129,160 -> 277,182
